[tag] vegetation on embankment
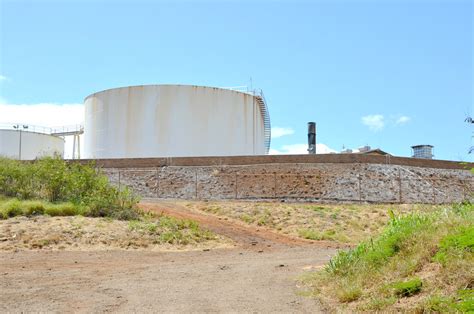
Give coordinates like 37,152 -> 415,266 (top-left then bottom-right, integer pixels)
0,213 -> 227,251
0,157 -> 224,250
184,201 -> 441,244
303,202 -> 474,312
0,156 -> 138,220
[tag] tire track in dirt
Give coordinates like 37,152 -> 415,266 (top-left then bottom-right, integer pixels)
139,200 -> 346,250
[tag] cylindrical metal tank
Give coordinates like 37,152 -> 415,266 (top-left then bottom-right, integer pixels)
0,129 -> 64,160
411,145 -> 434,159
84,85 -> 271,158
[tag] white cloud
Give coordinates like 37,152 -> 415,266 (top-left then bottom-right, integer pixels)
361,114 -> 384,131
395,116 -> 410,125
0,103 -> 84,126
271,127 -> 295,138
269,143 -> 337,155
0,103 -> 85,159
0,75 -> 7,81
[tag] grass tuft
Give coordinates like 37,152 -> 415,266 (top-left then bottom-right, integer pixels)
390,277 -> 422,297
336,285 -> 362,303
128,214 -> 216,245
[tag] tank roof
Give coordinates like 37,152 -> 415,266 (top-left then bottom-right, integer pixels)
84,84 -> 260,102
411,144 -> 434,149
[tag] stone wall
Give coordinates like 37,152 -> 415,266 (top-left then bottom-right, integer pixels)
95,156 -> 474,204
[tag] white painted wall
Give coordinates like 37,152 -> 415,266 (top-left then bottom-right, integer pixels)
0,130 -> 64,160
84,85 -> 267,158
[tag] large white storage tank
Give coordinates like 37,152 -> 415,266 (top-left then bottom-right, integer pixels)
0,129 -> 64,160
84,85 -> 271,158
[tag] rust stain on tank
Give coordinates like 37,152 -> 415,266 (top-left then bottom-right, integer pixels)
83,85 -> 269,158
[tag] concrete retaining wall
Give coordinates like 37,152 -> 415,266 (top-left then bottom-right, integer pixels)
87,155 -> 474,204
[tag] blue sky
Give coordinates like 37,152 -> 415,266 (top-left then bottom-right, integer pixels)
1,0 -> 472,160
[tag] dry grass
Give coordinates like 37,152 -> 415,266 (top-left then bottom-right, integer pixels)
183,201 -> 441,244
0,215 -> 232,252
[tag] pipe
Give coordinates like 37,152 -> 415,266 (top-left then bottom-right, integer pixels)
307,122 -> 316,154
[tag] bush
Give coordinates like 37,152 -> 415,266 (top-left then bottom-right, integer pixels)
0,199 -> 23,218
21,200 -> 46,216
0,157 -> 139,220
390,278 -> 422,297
44,203 -> 81,217
434,226 -> 474,265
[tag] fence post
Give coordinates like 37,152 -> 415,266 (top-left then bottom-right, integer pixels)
235,172 -> 238,199
358,174 -> 362,203
195,170 -> 198,199
398,168 -> 402,204
156,167 -> 160,198
118,170 -> 121,192
274,173 -> 277,199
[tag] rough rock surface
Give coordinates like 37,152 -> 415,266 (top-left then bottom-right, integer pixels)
103,162 -> 473,204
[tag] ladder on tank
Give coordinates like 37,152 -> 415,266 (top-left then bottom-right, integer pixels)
254,92 -> 271,154
223,86 -> 271,154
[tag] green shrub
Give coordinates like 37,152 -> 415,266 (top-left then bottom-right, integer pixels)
44,203 -> 81,216
21,200 -> 46,216
434,226 -> 474,265
457,289 -> 474,312
0,158 -> 35,199
0,157 -> 139,220
0,199 -> 23,218
390,278 -> 422,297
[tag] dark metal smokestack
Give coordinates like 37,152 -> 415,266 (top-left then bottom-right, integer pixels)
307,122 -> 316,154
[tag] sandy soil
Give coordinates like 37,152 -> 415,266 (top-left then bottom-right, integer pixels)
0,201 -> 345,313
0,246 -> 336,313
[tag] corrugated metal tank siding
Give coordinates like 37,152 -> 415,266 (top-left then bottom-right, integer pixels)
0,130 -> 64,160
84,85 -> 267,158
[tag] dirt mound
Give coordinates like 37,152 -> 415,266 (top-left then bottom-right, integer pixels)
0,215 -> 231,252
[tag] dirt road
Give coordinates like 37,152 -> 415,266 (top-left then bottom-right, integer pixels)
1,201 -> 339,313
140,201 -> 346,250
0,247 -> 336,313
